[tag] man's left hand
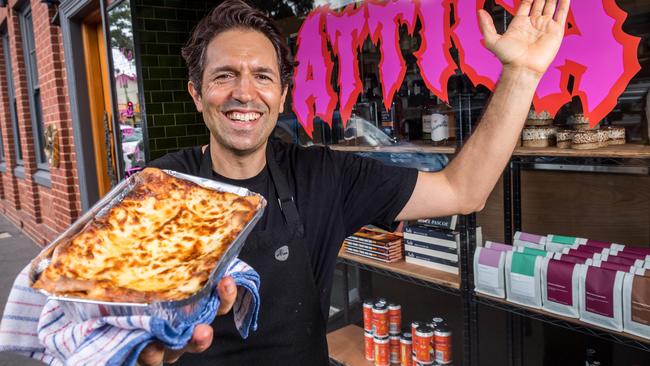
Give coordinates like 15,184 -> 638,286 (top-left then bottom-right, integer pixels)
137,276 -> 237,365
478,0 -> 570,76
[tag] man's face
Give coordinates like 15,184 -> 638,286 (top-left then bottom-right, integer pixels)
189,29 -> 287,154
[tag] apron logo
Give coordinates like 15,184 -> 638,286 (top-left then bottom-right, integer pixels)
274,245 -> 289,261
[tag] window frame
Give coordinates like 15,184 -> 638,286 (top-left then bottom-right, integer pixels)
19,5 -> 51,187
19,5 -> 49,176
1,25 -> 23,169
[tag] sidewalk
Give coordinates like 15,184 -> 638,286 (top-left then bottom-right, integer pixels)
0,214 -> 46,366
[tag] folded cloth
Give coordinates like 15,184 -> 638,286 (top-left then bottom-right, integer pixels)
0,259 -> 260,366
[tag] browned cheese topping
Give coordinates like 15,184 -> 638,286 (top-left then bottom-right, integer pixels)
32,168 -> 261,302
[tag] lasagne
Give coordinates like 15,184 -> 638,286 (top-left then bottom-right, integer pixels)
32,168 -> 261,302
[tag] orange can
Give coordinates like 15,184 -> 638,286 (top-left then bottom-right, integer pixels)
364,331 -> 374,361
389,335 -> 401,364
434,324 -> 452,364
363,299 -> 374,332
410,321 -> 422,355
374,336 -> 390,366
388,303 -> 401,335
372,303 -> 389,337
400,332 -> 412,366
414,325 -> 434,363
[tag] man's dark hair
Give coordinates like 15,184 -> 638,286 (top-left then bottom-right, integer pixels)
182,0 -> 296,94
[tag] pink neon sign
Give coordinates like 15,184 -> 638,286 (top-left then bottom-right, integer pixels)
291,0 -> 640,137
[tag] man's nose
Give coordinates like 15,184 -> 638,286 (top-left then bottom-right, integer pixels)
231,74 -> 256,103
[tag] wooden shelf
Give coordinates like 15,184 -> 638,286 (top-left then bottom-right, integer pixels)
339,250 -> 461,290
328,325 -> 367,366
326,141 -> 650,159
328,140 -> 457,154
475,293 -> 650,348
512,143 -> 650,158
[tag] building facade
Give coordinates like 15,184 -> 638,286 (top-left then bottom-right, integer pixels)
0,0 -> 79,245
0,0 -> 215,246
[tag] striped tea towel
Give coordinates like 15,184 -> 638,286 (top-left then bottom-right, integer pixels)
0,259 -> 260,366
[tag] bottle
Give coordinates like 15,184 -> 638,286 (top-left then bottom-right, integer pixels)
379,95 -> 401,142
422,101 -> 434,141
430,97 -> 450,145
443,99 -> 456,142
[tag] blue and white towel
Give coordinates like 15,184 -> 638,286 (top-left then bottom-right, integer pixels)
0,259 -> 260,366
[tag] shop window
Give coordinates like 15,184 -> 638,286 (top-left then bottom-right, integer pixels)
1,27 -> 21,166
107,0 -> 146,179
19,6 -> 48,172
269,1 -> 649,149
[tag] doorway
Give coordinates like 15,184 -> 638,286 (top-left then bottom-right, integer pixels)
81,9 -> 116,198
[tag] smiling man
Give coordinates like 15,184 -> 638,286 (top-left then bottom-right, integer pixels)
142,0 -> 570,364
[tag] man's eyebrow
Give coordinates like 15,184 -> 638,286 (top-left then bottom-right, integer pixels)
206,66 -> 238,75
251,66 -> 277,74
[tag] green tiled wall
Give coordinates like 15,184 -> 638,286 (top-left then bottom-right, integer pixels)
135,0 -> 214,161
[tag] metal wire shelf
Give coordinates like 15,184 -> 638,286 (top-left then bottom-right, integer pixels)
474,294 -> 650,353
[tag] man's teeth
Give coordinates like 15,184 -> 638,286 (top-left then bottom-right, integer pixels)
227,112 -> 261,121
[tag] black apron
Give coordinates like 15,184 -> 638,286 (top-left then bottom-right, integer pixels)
178,144 -> 328,366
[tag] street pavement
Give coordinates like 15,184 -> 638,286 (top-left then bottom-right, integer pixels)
0,214 -> 48,366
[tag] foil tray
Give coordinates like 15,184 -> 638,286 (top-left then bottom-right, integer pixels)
28,168 -> 266,327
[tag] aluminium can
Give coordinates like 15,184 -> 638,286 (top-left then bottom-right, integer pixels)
389,335 -> 401,364
414,325 -> 434,363
365,331 -> 374,361
400,332 -> 412,366
434,324 -> 453,364
388,303 -> 401,335
363,299 -> 375,332
374,336 -> 390,366
373,302 -> 389,337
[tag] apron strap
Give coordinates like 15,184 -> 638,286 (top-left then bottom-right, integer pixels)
265,143 -> 305,237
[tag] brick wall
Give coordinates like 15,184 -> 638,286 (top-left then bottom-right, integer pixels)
0,0 -> 80,246
134,0 -> 213,161
0,9 -> 21,213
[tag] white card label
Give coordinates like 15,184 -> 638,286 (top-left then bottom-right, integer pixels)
511,273 -> 536,298
478,264 -> 499,288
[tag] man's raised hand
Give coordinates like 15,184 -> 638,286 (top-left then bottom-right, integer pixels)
478,0 -> 570,77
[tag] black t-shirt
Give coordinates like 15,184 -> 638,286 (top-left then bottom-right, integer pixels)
148,138 -> 418,315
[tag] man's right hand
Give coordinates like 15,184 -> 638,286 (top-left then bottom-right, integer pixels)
137,275 -> 238,365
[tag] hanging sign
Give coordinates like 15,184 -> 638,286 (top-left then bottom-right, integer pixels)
291,0 -> 641,137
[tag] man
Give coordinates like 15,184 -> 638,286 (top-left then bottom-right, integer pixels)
140,0 -> 570,364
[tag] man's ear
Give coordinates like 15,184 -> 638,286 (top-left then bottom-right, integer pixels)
188,81 -> 203,113
279,85 -> 288,114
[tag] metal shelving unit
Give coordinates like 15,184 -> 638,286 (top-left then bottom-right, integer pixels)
327,138 -> 650,366
491,151 -> 650,366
